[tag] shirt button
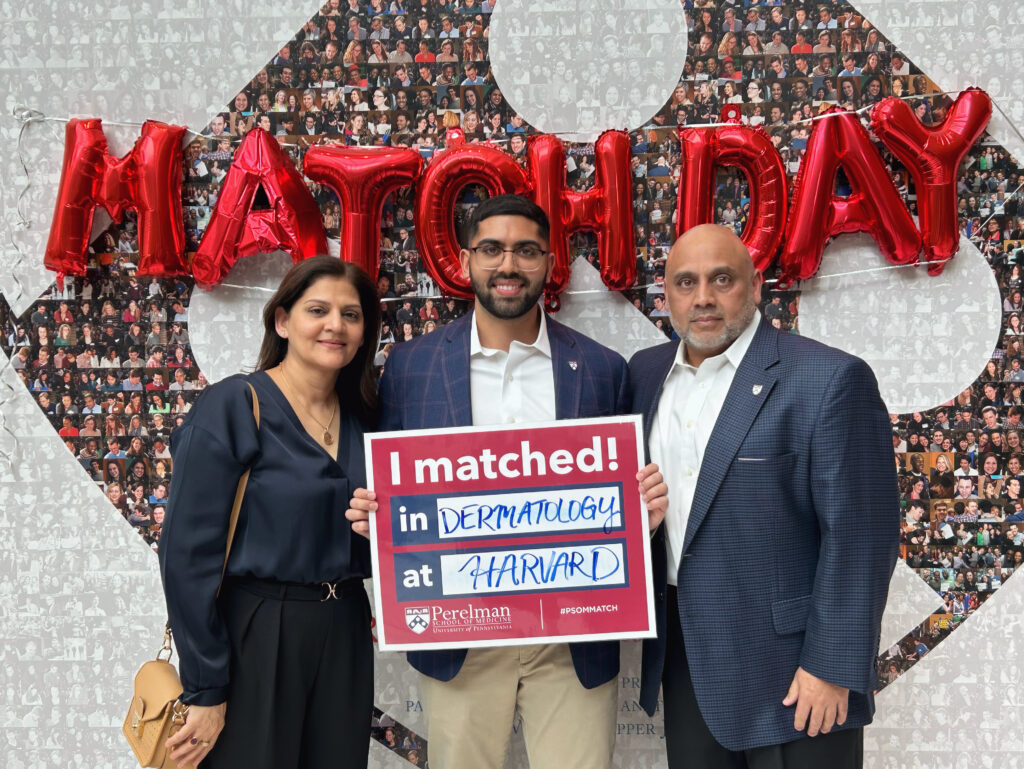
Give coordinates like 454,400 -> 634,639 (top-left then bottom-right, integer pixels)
507,417 -> 515,424
686,421 -> 693,428
687,469 -> 694,476
507,375 -> 514,382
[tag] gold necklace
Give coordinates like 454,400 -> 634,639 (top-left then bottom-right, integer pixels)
278,365 -> 338,446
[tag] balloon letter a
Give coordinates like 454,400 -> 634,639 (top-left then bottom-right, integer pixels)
192,127 -> 328,287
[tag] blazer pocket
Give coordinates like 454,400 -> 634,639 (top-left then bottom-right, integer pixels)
734,452 -> 797,466
731,453 -> 798,478
771,594 -> 812,636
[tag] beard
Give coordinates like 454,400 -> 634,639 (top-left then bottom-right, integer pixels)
674,296 -> 758,354
469,267 -> 545,320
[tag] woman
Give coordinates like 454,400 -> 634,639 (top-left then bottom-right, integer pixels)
839,28 -> 862,52
348,88 -> 369,112
864,28 -> 886,53
745,79 -> 764,104
461,109 -> 484,140
171,392 -> 192,415
159,257 -> 379,767
55,323 -> 75,347
839,78 -> 859,107
1004,290 -> 1023,313
123,300 -> 142,323
741,31 -> 763,56
367,39 -> 388,64
862,52 -> 882,75
106,482 -> 128,514
930,454 -> 955,499
436,39 -> 458,63
371,88 -> 391,111
461,38 -> 484,62
722,81 -> 742,104
343,40 -> 365,65
345,113 -> 368,145
717,32 -> 739,58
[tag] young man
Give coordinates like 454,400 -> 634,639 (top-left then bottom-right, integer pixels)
348,195 -> 665,769
630,225 -> 898,768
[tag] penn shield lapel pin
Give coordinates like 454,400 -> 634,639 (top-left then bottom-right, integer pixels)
569,360 -> 578,370
752,384 -> 763,395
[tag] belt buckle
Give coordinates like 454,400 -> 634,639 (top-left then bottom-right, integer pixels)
321,581 -> 340,601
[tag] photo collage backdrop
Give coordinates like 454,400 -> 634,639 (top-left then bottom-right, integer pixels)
2,5 -> 1022,761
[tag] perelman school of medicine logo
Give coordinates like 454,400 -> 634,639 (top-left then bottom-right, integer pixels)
405,607 -> 431,634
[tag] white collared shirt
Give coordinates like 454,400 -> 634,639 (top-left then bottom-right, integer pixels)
649,312 -> 761,585
470,310 -> 556,427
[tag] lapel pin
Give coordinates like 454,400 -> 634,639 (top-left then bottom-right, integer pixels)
752,384 -> 763,395
569,360 -> 578,371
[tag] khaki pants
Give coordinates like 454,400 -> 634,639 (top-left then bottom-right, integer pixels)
420,643 -> 617,769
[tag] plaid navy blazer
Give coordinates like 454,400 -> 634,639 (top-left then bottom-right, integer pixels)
629,319 -> 899,751
378,312 -> 631,688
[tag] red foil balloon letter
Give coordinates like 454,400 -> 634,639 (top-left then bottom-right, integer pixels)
528,131 -> 636,297
676,124 -> 788,272
192,128 -> 328,287
304,146 -> 423,284
414,137 -> 529,298
872,88 -> 992,274
44,118 -> 188,278
780,108 -> 921,282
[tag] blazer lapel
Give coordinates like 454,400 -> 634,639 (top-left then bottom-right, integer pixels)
548,319 -> 581,419
683,321 -> 780,553
442,315 -> 473,426
642,342 -> 680,450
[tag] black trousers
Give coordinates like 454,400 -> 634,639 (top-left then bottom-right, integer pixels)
663,586 -> 863,769
203,579 -> 374,769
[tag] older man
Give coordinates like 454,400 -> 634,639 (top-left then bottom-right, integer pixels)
630,225 -> 898,768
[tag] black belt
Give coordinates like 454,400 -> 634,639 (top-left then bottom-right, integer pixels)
230,576 -> 365,602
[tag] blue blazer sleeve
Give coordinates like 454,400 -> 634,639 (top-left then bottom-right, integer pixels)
800,357 -> 900,694
378,343 -> 407,432
158,376 -> 260,706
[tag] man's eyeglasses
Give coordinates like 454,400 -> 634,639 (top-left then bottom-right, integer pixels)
467,243 -> 548,271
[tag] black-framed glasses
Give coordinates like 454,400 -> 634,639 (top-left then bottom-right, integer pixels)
467,243 -> 548,272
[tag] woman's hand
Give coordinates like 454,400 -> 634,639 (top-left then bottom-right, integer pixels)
638,463 -> 668,532
166,702 -> 225,767
346,488 -> 378,539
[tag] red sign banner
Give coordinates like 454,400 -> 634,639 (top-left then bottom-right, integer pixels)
365,416 -> 655,650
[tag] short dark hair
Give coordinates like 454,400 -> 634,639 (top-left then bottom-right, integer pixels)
462,193 -> 550,246
256,256 -> 381,426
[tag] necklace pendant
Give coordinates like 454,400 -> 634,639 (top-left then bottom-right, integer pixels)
323,430 -> 333,445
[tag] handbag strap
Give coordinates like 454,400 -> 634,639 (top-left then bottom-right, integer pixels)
216,382 -> 260,597
163,382 -> 260,657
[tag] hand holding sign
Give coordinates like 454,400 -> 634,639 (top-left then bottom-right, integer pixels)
345,488 -> 376,540
637,463 -> 668,533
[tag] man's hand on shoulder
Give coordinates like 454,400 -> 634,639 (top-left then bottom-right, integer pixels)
782,666 -> 849,737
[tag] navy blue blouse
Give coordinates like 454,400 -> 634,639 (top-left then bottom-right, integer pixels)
158,370 -> 370,706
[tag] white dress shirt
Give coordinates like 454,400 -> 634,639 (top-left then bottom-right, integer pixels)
469,310 -> 556,427
649,312 -> 761,585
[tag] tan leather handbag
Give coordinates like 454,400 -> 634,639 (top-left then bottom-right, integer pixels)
124,384 -> 259,767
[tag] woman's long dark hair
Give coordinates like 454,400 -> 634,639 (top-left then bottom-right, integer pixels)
257,256 -> 381,426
